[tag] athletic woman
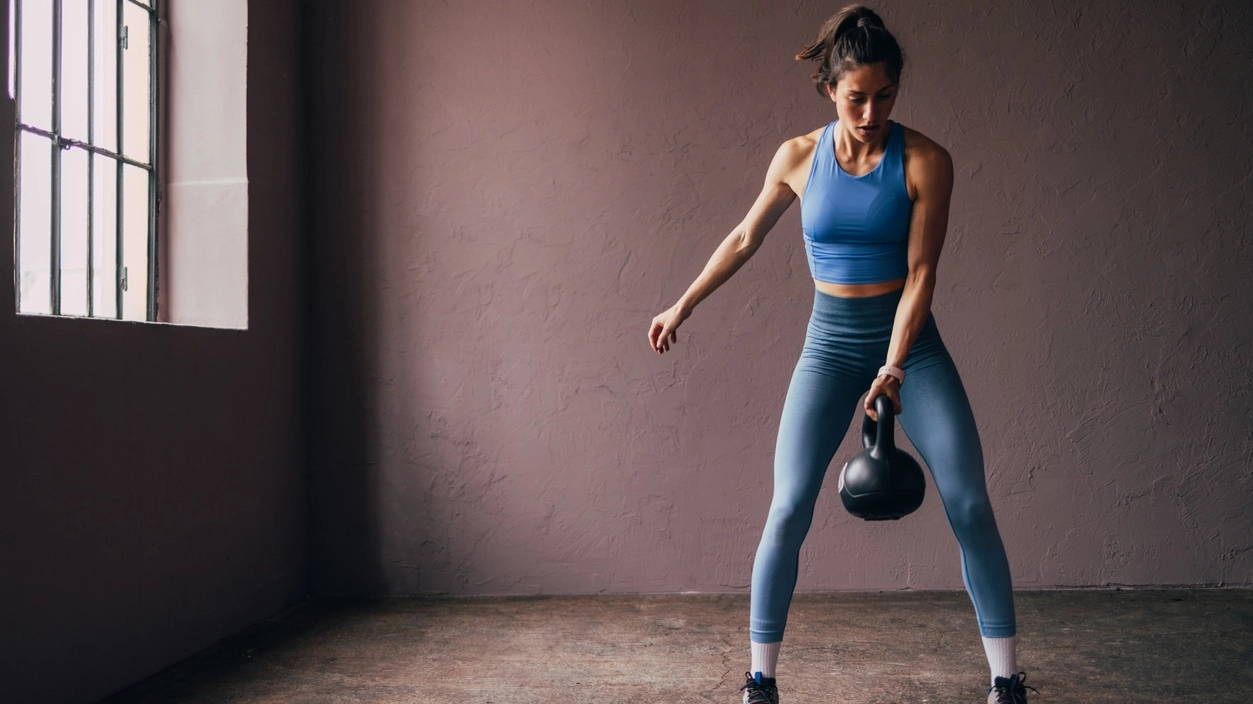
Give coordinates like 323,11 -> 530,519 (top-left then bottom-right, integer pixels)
647,6 -> 1034,703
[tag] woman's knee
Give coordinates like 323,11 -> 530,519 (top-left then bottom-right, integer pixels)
943,493 -> 998,539
762,499 -> 816,550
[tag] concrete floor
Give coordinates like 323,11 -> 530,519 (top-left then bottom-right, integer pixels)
100,590 -> 1253,703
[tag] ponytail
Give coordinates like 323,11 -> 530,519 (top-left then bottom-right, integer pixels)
796,5 -> 904,97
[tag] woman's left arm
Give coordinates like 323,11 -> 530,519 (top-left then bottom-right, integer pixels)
864,137 -> 954,420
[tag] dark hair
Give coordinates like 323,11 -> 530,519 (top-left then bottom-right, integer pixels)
796,5 -> 904,98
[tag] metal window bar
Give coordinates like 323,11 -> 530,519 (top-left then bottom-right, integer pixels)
114,0 -> 123,317
51,0 -> 61,314
86,0 -> 93,315
12,0 -> 22,312
146,0 -> 158,321
11,0 -> 157,319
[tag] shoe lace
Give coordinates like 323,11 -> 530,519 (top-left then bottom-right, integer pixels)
990,672 -> 1039,704
739,672 -> 778,704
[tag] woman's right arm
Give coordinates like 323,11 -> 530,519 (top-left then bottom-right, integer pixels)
649,139 -> 806,354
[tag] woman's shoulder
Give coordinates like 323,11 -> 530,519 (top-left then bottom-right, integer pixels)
795,122 -> 831,149
776,124 -> 830,164
897,123 -> 952,166
896,123 -> 954,199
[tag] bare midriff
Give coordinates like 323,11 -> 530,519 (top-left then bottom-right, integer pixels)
814,276 -> 906,298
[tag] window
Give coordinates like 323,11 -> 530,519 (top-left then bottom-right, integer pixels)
10,0 -> 159,320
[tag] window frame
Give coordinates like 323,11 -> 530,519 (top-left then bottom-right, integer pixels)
11,0 -> 160,320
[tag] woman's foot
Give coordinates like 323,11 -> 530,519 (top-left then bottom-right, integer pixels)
739,671 -> 779,704
987,671 -> 1037,703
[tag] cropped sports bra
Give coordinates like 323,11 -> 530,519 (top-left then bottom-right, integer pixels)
800,119 -> 912,284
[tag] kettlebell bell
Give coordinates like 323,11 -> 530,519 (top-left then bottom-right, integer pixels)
838,394 -> 926,521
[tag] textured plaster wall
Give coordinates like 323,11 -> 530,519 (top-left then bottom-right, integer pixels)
307,0 -> 1253,596
0,2 -> 307,703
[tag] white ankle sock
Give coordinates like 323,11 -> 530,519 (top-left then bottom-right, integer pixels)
982,635 -> 1017,684
750,641 -> 781,679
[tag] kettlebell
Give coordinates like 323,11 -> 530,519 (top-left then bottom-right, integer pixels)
838,394 -> 926,521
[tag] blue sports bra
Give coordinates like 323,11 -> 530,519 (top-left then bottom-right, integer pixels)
800,119 -> 912,284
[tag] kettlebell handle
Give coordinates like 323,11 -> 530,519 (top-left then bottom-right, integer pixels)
860,394 -> 897,457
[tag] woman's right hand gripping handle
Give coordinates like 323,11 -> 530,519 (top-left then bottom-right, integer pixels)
649,303 -> 690,354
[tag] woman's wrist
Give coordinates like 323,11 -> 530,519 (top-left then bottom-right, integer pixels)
878,364 -> 905,384
675,297 -> 696,318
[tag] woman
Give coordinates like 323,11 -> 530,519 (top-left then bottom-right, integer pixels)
647,6 -> 1033,704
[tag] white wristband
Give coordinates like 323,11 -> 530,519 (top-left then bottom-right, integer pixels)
878,365 -> 905,384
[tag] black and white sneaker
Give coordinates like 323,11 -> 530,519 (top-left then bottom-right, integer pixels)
988,671 -> 1037,703
739,671 -> 779,704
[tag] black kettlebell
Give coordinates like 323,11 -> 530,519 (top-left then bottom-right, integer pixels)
838,394 -> 926,521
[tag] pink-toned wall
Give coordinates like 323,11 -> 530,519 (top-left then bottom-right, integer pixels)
0,2 -> 306,703
307,0 -> 1253,597
4,0 -> 1250,700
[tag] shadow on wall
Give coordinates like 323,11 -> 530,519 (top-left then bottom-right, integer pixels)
303,4 -> 387,595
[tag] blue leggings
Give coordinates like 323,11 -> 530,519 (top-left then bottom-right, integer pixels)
749,288 -> 1016,642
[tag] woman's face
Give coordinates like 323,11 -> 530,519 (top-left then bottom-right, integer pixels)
827,63 -> 899,144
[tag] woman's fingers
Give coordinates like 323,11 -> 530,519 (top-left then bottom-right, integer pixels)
648,311 -> 682,354
661,325 -> 675,352
650,305 -> 689,354
864,378 -> 903,421
660,321 -> 671,350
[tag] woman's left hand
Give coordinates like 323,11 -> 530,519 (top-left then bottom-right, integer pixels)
864,374 -> 902,422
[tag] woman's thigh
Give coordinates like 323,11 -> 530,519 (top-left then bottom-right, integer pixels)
772,355 -> 869,506
896,324 -> 989,504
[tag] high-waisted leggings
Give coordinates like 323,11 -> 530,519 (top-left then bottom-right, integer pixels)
749,287 -> 1016,643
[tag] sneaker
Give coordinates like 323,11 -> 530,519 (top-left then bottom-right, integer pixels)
987,671 -> 1038,704
739,671 -> 779,704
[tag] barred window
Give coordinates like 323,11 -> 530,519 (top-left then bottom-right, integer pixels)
10,0 -> 159,320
